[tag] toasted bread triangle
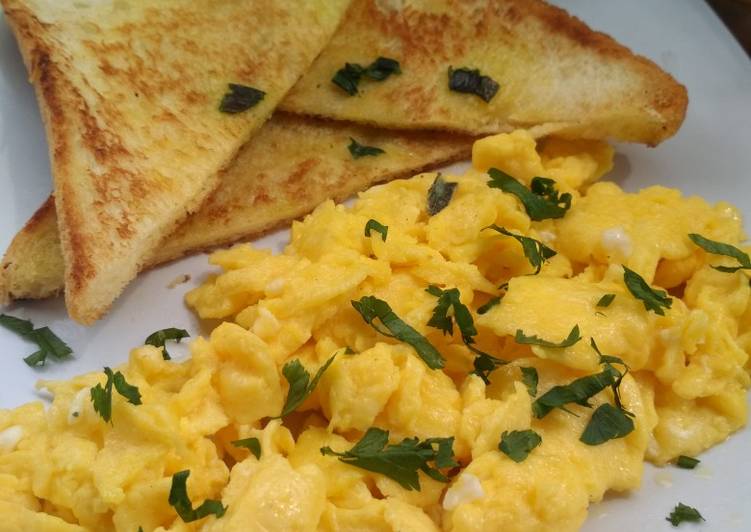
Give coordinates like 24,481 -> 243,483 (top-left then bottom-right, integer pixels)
0,113 -> 472,303
1,0 -> 350,323
281,0 -> 687,145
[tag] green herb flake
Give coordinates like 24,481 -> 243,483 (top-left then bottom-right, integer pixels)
675,455 -> 700,469
168,470 -> 227,522
275,354 -> 336,418
622,266 -> 672,315
666,503 -> 705,527
364,219 -> 389,241
477,296 -> 502,315
320,427 -> 458,491
219,83 -> 265,114
688,233 -> 751,273
499,429 -> 542,462
579,403 -> 635,445
348,138 -> 385,159
426,286 -> 507,380
352,296 -> 445,369
596,293 -> 616,308
145,328 -> 190,360
90,367 -> 142,423
427,174 -> 458,216
485,225 -> 557,274
332,57 -> 401,95
487,169 -> 571,221
232,437 -> 261,459
532,364 -> 620,419
515,325 -> 581,349
521,367 -> 539,397
448,66 -> 499,102
0,314 -> 72,367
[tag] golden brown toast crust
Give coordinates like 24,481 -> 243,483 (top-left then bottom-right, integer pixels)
2,0 -> 351,324
0,113 -> 472,302
281,0 -> 687,145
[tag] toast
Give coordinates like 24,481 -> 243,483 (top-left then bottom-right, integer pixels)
1,0 -> 350,323
281,0 -> 687,145
0,113 -> 472,302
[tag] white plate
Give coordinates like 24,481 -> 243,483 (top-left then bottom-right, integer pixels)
1,1 -> 749,530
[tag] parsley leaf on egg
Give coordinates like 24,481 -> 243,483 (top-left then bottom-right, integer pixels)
532,364 -> 619,419
425,286 -> 508,382
521,367 -> 539,397
579,403 -> 635,445
320,427 -> 458,491
477,296 -> 502,315
332,57 -> 401,95
90,367 -> 142,423
364,219 -> 389,241
485,225 -> 557,274
487,169 -> 571,221
0,314 -> 72,367
499,430 -> 542,462
675,455 -> 700,469
144,328 -> 190,360
232,437 -> 261,459
688,233 -> 751,273
514,325 -> 582,349
596,293 -> 616,308
169,470 -> 227,522
666,503 -> 705,526
448,66 -> 499,102
275,354 -> 337,418
348,138 -> 385,159
352,296 -> 445,369
219,83 -> 265,114
427,174 -> 458,216
622,266 -> 673,315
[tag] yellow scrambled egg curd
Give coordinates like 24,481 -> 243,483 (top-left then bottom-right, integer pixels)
1,130 -> 749,531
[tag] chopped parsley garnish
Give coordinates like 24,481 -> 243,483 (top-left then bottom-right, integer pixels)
521,367 -> 539,397
477,296 -> 502,315
688,233 -> 751,273
352,296 -> 445,369
90,367 -> 142,423
274,354 -> 336,418
596,294 -> 616,308
675,455 -> 700,469
579,403 -> 634,445
499,429 -> 542,462
487,169 -> 571,221
666,503 -> 705,526
448,66 -> 499,102
348,138 -> 385,159
169,470 -> 227,522
232,437 -> 261,459
364,219 -> 389,241
320,427 -> 458,491
427,174 -> 458,216
622,266 -> 672,315
332,57 -> 401,95
425,286 -> 507,382
485,225 -> 557,274
532,364 -> 619,419
144,328 -> 190,360
219,83 -> 265,114
0,314 -> 72,367
514,325 -> 582,349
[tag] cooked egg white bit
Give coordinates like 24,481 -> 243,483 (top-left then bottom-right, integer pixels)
0,425 -> 24,453
265,277 -> 286,295
601,226 -> 632,260
538,230 -> 556,244
442,473 -> 485,511
67,387 -> 90,424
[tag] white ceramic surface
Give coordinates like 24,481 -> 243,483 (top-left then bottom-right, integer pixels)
0,1 -> 749,530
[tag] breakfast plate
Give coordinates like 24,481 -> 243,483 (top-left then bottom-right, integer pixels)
1,0 -> 750,530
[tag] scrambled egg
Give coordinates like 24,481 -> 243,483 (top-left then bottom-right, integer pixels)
1,130 -> 749,531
